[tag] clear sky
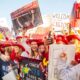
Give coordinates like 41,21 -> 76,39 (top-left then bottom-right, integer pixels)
0,0 -> 76,27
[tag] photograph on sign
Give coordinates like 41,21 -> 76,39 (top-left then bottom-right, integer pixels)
11,1 -> 43,33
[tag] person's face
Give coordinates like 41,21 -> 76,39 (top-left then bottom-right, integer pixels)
24,21 -> 30,26
57,41 -> 64,44
30,41 -> 38,51
39,45 -> 45,53
8,46 -> 13,53
60,53 -> 67,61
14,46 -> 20,53
16,38 -> 22,43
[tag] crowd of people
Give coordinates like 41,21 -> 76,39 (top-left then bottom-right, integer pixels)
0,33 -> 50,80
0,30 -> 80,80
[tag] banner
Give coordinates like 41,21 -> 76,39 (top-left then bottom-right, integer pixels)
48,44 -> 75,80
11,1 -> 43,33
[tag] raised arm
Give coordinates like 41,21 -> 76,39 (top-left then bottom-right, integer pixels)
16,17 -> 23,28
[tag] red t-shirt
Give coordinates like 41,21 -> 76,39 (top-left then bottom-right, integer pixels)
43,52 -> 49,61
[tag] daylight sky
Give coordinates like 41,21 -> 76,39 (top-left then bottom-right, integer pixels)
0,0 -> 76,27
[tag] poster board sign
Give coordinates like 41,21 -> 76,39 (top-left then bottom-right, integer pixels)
48,13 -> 70,35
11,1 -> 43,33
2,70 -> 17,80
19,57 -> 45,80
48,44 -> 75,80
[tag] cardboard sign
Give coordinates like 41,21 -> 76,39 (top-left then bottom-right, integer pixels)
11,1 -> 43,33
48,44 -> 75,80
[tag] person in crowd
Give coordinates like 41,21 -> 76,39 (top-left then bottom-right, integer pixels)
0,46 -> 16,80
56,35 -> 68,44
14,46 -> 21,61
56,52 -> 80,80
29,39 -> 40,59
38,42 -> 48,61
38,42 -> 49,79
66,35 -> 80,44
38,42 -> 46,59
56,37 -> 64,44
16,36 -> 22,43
10,45 -> 23,63
19,63 -> 25,80
0,47 -> 11,62
15,38 -> 31,58
47,31 -> 53,45
8,43 -> 29,62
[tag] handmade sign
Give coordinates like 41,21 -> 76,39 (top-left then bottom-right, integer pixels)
11,1 -> 43,34
48,44 -> 75,80
19,57 -> 45,80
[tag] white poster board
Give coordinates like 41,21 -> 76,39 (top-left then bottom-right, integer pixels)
2,70 -> 17,80
48,44 -> 75,80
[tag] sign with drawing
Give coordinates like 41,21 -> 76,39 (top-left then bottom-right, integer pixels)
48,44 -> 75,80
